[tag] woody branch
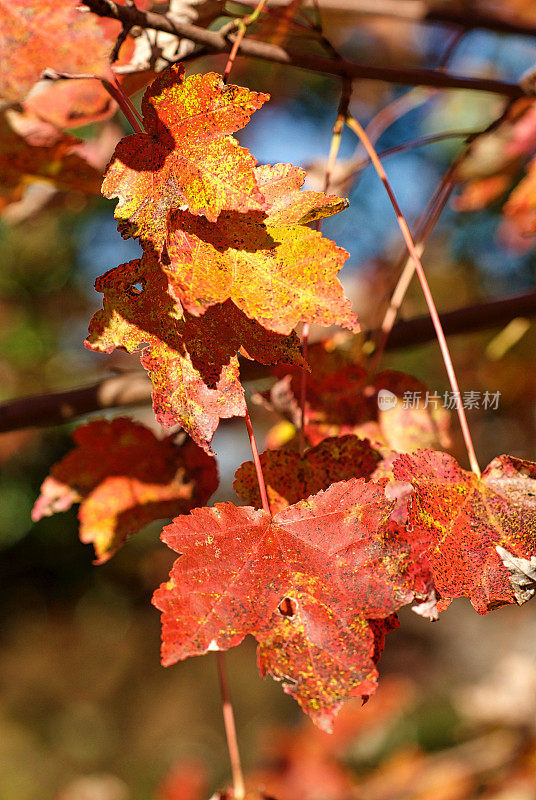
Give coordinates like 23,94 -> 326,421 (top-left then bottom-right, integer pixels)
1,291 -> 534,433
83,0 -> 530,99
237,0 -> 536,40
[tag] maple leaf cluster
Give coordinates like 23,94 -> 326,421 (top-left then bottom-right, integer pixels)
32,61 -> 536,734
35,421 -> 536,731
153,441 -> 536,730
87,62 -> 357,453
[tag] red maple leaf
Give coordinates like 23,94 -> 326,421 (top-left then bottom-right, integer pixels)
394,449 -> 536,613
153,479 -> 431,729
32,418 -> 218,563
102,63 -> 268,249
233,435 -> 380,514
266,341 -> 450,452
165,162 -> 357,335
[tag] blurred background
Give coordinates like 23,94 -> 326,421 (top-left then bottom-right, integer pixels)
2,1 -> 536,798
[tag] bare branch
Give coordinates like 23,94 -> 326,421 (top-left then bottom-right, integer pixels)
241,0 -> 536,40
426,8 -> 536,39
2,291 -> 535,434
385,290 -> 536,350
83,0 -> 527,98
0,373 -> 151,433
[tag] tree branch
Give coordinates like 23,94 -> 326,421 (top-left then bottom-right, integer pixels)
1,291 -> 534,434
242,0 -> 536,40
385,289 -> 536,350
426,8 -> 536,39
0,373 -> 151,433
83,0 -> 527,99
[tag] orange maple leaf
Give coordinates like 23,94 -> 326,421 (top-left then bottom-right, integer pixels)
102,63 -> 268,249
0,0 -> 113,103
32,418 -> 218,563
165,162 -> 358,334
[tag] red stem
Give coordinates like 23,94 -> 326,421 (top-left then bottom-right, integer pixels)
372,151 -> 464,367
298,82 -> 350,456
103,76 -> 144,133
216,652 -> 246,800
41,69 -> 144,134
346,114 -> 481,478
244,406 -> 271,515
298,322 -> 310,457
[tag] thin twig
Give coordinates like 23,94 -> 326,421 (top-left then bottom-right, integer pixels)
236,0 -> 536,40
336,129 -> 481,191
322,80 -> 352,194
298,321 -> 309,457
216,652 -> 246,800
109,20 -> 132,63
369,100 -> 515,363
110,75 -> 144,128
0,373 -> 152,432
386,291 -> 536,349
346,113 -> 482,477
426,7 -> 536,39
299,79 -> 351,456
223,0 -> 268,83
371,149 -> 466,368
357,87 -> 436,166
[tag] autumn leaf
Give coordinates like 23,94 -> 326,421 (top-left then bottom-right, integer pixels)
394,449 -> 536,614
24,79 -> 117,129
251,0 -> 309,47
372,371 -> 451,454
102,63 -> 268,249
265,341 -> 450,452
504,156 -> 536,235
0,0 -> 114,104
165,162 -> 357,334
32,418 -> 218,563
233,435 -> 380,514
20,0 -> 142,129
0,109 -> 102,199
86,252 -> 304,451
153,479 -> 431,729
454,174 -> 512,212
86,256 -> 245,450
267,338 -> 370,434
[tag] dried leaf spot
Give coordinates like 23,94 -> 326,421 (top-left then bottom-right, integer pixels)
496,545 -> 536,605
